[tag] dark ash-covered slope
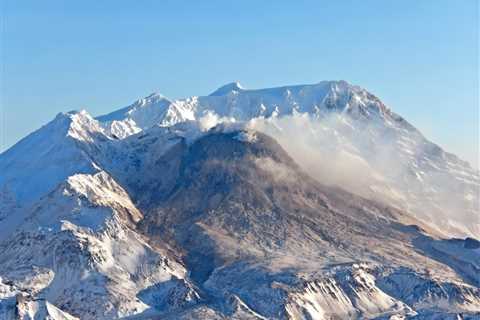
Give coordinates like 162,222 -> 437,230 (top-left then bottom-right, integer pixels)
135,129 -> 480,319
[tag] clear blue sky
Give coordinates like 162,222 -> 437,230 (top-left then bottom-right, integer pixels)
1,0 -> 479,167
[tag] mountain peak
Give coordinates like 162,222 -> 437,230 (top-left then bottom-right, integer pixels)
141,91 -> 169,103
146,91 -> 164,98
50,109 -> 92,132
48,109 -> 105,145
209,81 -> 244,96
55,109 -> 88,120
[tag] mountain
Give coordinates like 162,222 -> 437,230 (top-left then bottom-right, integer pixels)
0,81 -> 479,319
97,81 -> 479,238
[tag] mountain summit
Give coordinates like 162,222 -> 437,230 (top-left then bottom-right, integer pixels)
209,81 -> 245,96
0,81 -> 478,319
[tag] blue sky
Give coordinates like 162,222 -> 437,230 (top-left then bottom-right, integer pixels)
1,0 -> 478,167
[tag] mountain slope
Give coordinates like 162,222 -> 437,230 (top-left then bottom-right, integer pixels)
0,169 -> 197,319
0,110 -> 103,205
0,110 -> 111,244
138,130 -> 480,319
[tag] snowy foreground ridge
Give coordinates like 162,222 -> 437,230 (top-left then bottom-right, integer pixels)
0,80 -> 479,319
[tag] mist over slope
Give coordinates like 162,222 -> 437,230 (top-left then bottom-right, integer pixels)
0,80 -> 479,319
249,113 -> 479,238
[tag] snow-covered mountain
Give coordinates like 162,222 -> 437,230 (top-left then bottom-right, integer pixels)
0,81 -> 479,319
98,81 -> 479,238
